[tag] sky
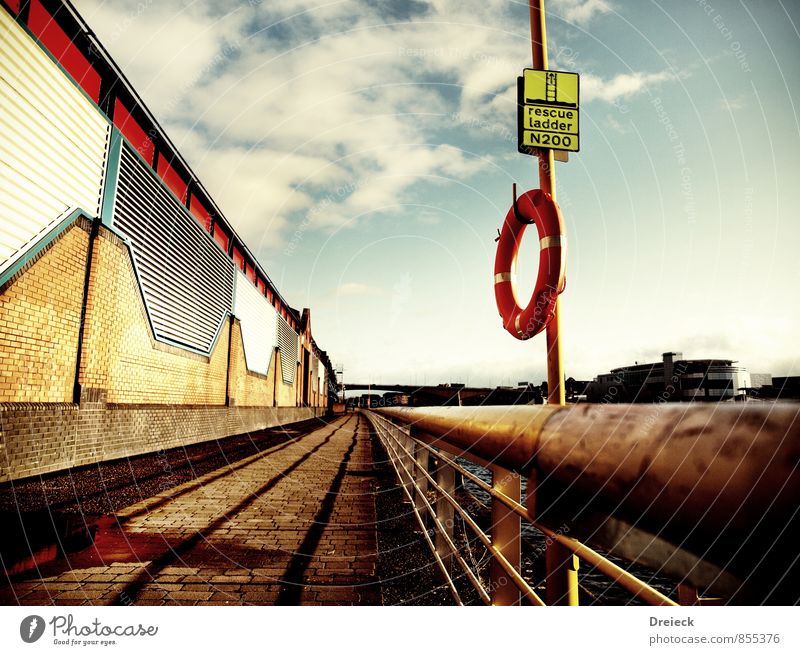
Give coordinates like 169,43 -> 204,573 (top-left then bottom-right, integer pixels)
74,0 -> 800,386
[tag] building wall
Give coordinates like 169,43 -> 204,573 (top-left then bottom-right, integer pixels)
0,220 -> 89,403
275,349 -> 299,407
0,218 -> 325,483
0,403 -> 319,483
229,318 -> 276,407
80,228 -> 230,405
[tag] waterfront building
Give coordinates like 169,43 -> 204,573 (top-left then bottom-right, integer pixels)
586,352 -> 751,403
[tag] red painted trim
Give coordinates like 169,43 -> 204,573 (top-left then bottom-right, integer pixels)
213,225 -> 230,253
113,98 -> 155,163
189,196 -> 213,232
232,246 -> 245,272
28,0 -> 101,102
156,156 -> 188,204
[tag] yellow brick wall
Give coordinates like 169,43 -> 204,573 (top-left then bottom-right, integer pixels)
0,221 -> 89,402
229,319 -> 276,406
1,222 -> 309,409
79,229 -> 230,405
274,349 -> 297,407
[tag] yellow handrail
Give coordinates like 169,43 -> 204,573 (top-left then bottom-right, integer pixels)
366,402 -> 800,604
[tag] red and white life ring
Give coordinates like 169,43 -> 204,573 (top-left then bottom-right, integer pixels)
494,188 -> 566,340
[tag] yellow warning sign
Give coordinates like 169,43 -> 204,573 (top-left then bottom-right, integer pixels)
518,69 -> 580,153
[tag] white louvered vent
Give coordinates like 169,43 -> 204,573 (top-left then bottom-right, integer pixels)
233,270 -> 278,375
113,142 -> 234,353
276,316 -> 298,384
0,9 -> 109,277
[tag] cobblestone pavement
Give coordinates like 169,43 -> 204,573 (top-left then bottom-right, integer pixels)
0,414 -> 380,605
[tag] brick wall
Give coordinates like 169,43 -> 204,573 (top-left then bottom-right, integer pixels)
80,229 -> 230,405
0,403 -> 319,482
228,318 -> 274,407
0,217 -> 329,482
0,220 -> 89,403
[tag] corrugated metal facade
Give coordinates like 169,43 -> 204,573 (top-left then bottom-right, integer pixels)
276,316 -> 298,384
233,269 -> 278,375
0,9 -> 109,277
1,4 -> 319,385
112,142 -> 234,353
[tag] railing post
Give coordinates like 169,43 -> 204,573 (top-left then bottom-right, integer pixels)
545,541 -> 579,606
401,432 -> 414,503
490,466 -> 521,605
390,423 -> 409,501
413,441 -> 429,526
434,450 -> 455,575
678,583 -> 699,606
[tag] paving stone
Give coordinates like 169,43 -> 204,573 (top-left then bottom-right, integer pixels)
2,415 -> 379,606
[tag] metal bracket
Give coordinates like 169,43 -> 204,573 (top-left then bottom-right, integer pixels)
512,183 -> 535,225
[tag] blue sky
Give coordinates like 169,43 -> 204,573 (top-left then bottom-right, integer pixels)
76,0 -> 800,385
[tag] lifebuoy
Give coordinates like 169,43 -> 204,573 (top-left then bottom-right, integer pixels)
494,188 -> 566,340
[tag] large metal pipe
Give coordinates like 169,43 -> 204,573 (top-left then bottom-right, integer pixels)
374,403 -> 800,600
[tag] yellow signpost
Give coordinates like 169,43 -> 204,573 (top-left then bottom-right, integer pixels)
518,69 -> 580,153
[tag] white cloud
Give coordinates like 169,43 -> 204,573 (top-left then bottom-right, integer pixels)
582,71 -> 675,103
551,0 -> 613,26
75,0 -> 671,253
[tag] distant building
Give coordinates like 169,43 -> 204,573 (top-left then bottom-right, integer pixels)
380,392 -> 410,407
749,373 -> 773,389
586,352 -> 751,403
755,376 -> 800,401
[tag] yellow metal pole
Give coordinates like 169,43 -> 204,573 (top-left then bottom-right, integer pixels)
529,0 -> 577,605
529,0 -> 564,407
490,466 -> 522,605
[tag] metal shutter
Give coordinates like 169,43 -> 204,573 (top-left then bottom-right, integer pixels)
113,142 -> 234,353
276,316 -> 298,384
0,9 -> 109,276
233,269 -> 278,375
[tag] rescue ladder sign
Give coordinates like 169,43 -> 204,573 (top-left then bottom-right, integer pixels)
517,69 -> 580,154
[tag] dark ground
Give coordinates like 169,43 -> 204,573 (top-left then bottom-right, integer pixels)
0,415 -> 458,605
369,429 -> 453,605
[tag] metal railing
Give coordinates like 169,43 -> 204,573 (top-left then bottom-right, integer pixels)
364,402 -> 800,605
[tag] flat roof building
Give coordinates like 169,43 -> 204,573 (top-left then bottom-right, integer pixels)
587,352 -> 751,403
